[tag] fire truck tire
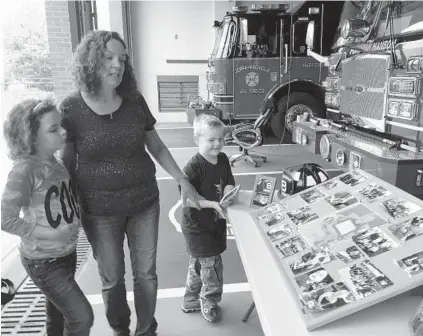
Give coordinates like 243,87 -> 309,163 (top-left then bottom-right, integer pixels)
271,92 -> 324,138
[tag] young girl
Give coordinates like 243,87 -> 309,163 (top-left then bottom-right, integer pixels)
1,98 -> 93,336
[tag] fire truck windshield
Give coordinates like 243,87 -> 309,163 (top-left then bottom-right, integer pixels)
375,1 -> 423,37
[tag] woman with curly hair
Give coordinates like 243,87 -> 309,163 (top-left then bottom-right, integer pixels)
59,30 -> 201,336
2,97 -> 93,335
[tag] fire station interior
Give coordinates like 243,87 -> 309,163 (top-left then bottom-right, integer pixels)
2,1 -> 423,336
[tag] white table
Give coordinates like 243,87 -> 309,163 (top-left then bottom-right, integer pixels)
227,191 -> 422,336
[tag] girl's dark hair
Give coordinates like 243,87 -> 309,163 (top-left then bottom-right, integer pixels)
71,30 -> 140,101
3,97 -> 58,161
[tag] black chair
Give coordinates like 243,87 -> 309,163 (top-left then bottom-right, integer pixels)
225,98 -> 275,167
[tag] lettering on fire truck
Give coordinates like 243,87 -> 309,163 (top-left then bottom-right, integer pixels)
235,65 -> 271,74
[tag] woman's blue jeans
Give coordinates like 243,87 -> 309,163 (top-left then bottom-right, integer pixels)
81,200 -> 160,336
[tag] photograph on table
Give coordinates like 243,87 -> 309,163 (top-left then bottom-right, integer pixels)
299,188 -> 327,204
266,224 -> 293,242
381,198 -> 422,219
289,247 -> 336,276
263,211 -> 286,227
410,299 -> 423,336
339,170 -> 367,187
250,175 -> 277,208
325,191 -> 359,210
388,213 -> 423,243
320,179 -> 339,191
339,260 -> 393,299
274,236 -> 307,258
395,251 -> 423,277
254,202 -> 286,221
296,267 -> 335,295
358,183 -> 392,203
299,204 -> 386,249
300,282 -> 356,311
335,245 -> 365,264
286,206 -> 319,226
352,227 -> 399,258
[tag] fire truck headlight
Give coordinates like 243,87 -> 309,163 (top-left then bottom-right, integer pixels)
388,77 -> 419,97
387,99 -> 417,120
323,77 -> 340,91
406,57 -> 423,73
325,93 -> 340,108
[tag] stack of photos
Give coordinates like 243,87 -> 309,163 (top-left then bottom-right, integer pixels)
388,213 -> 423,243
267,224 -> 292,242
296,267 -> 334,295
358,183 -> 391,203
382,198 -> 422,219
300,282 -> 355,311
395,251 -> 423,277
254,202 -> 286,221
325,191 -> 359,210
299,204 -> 386,249
287,206 -> 319,226
275,236 -> 306,258
410,300 -> 423,336
352,227 -> 399,258
320,179 -> 339,191
289,248 -> 335,276
339,170 -> 367,187
339,260 -> 393,299
336,245 -> 365,264
300,188 -> 326,204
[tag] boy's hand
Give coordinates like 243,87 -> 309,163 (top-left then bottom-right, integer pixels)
212,202 -> 226,219
53,223 -> 79,243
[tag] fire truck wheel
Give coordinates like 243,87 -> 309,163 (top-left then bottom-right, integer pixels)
271,92 -> 324,139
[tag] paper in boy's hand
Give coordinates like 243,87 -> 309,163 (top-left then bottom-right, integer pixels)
220,185 -> 240,208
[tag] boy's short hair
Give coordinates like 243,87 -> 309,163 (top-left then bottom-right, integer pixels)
3,96 -> 57,161
193,114 -> 225,138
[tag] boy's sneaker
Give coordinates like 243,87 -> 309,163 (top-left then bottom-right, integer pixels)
200,301 -> 221,323
181,300 -> 201,313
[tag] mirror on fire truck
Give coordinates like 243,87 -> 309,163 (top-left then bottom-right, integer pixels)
306,21 -> 315,50
240,18 -> 248,45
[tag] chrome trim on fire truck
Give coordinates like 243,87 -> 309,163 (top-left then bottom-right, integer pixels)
327,108 -> 340,113
386,120 -> 423,132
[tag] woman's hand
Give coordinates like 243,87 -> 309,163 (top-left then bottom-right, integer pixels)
212,202 -> 226,219
179,178 -> 201,210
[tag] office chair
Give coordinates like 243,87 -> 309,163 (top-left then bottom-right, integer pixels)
225,98 -> 275,167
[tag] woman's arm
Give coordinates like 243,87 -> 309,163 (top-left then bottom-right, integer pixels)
145,129 -> 201,209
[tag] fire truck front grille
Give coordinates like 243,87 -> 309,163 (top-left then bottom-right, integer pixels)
340,54 -> 390,120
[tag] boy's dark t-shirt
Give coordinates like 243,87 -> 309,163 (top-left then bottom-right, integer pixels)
182,152 -> 235,258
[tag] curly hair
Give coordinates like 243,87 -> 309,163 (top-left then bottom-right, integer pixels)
71,30 -> 140,101
3,97 -> 58,161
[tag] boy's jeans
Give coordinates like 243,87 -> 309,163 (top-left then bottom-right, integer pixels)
81,200 -> 160,336
183,255 -> 223,308
21,250 -> 94,336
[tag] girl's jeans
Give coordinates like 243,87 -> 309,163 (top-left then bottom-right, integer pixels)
183,255 -> 223,308
21,250 -> 94,336
81,200 -> 160,336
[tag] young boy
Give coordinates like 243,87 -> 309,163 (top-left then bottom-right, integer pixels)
180,114 -> 235,323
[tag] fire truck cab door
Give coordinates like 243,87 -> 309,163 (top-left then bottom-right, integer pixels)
233,58 -> 280,119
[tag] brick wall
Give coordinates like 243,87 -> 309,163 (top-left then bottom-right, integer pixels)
45,1 -> 75,101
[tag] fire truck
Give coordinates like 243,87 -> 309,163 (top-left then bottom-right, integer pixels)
206,1 -> 344,139
294,0 -> 423,199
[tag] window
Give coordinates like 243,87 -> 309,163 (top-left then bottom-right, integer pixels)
157,76 -> 199,112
